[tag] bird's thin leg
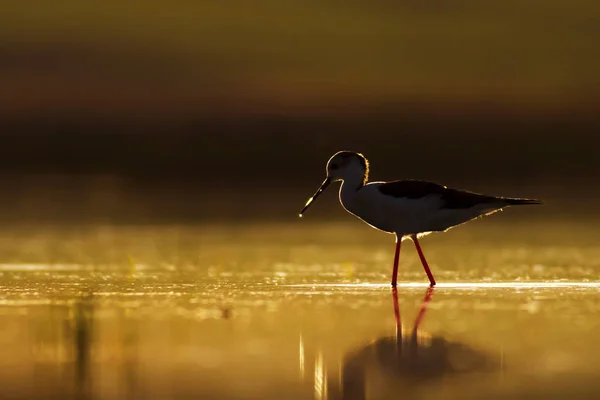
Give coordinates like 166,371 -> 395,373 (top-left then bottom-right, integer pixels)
412,236 -> 437,287
391,235 -> 402,287
391,287 -> 401,336
413,287 -> 434,332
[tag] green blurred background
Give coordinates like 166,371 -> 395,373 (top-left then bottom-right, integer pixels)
0,1 -> 598,223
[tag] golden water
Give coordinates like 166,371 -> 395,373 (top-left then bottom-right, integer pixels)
0,220 -> 599,399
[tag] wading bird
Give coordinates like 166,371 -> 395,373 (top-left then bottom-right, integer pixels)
299,151 -> 541,287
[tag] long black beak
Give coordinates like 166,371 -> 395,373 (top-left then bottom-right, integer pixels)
298,178 -> 331,217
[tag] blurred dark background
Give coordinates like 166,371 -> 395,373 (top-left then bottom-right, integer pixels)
1,1 -> 598,224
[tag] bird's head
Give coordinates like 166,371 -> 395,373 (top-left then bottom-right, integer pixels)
326,151 -> 369,183
299,151 -> 369,217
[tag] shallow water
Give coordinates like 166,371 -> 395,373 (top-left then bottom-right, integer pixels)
0,219 -> 599,399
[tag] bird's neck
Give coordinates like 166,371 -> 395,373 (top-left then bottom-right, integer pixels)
340,175 -> 366,193
339,177 -> 364,214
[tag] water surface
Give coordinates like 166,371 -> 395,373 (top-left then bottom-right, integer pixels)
0,220 -> 599,399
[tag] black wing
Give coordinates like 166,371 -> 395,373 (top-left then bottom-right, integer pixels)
377,180 -> 500,209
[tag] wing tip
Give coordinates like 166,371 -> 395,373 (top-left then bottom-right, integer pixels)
504,198 -> 543,206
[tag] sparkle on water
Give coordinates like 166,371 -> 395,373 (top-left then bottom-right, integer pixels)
0,219 -> 600,399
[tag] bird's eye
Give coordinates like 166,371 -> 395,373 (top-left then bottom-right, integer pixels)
330,164 -> 339,170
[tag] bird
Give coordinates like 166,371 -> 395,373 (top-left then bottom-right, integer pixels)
298,150 -> 542,287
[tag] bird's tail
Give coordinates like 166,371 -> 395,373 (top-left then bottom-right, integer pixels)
503,198 -> 543,206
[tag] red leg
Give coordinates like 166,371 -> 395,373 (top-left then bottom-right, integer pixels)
391,288 -> 401,335
413,237 -> 436,287
413,287 -> 434,331
391,236 -> 402,287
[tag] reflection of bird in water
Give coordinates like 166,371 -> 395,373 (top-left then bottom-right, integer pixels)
299,151 -> 542,286
330,288 -> 498,400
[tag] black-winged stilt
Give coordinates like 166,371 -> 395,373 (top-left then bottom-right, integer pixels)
299,151 -> 542,287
